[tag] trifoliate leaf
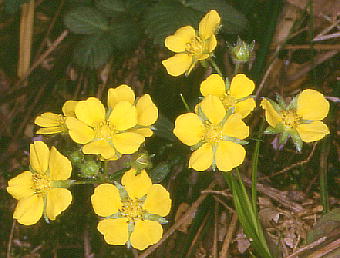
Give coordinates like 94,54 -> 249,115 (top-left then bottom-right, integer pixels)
73,33 -> 113,68
64,7 -> 109,34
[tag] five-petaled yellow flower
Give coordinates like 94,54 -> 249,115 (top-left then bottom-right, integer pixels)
173,95 -> 249,171
261,89 -> 330,150
91,169 -> 171,250
162,10 -> 221,76
65,85 -> 158,160
7,141 -> 72,225
200,74 -> 256,118
35,101 -> 78,134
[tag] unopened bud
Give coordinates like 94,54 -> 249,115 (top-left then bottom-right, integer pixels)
228,37 -> 255,64
79,160 -> 100,178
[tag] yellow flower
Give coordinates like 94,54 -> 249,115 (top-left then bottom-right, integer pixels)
66,85 -> 158,160
173,95 -> 249,171
7,141 -> 72,225
34,100 -> 78,134
91,169 -> 171,250
200,74 -> 256,118
162,10 -> 221,76
261,89 -> 330,149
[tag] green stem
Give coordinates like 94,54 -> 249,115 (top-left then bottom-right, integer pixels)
320,138 -> 330,213
209,59 -> 223,77
251,120 -> 264,215
180,94 -> 191,112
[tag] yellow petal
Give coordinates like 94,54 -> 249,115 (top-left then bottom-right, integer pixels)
173,113 -> 204,146
48,146 -> 72,180
200,95 -> 226,124
296,89 -> 329,120
206,35 -> 217,53
136,94 -> 158,126
132,128 -> 153,137
260,99 -> 282,128
121,169 -> 152,199
143,184 -> 171,217
108,84 -> 135,109
229,74 -> 255,99
162,54 -> 193,77
130,220 -> 163,250
91,184 -> 122,217
7,171 -> 35,200
36,127 -> 64,134
30,141 -> 50,173
46,188 -> 72,220
62,101 -> 78,117
13,195 -> 44,225
83,140 -> 116,160
98,218 -> 129,245
189,143 -> 213,171
199,10 -> 221,40
75,97 -> 105,127
165,26 -> 195,52
34,112 -> 63,128
222,114 -> 249,140
235,98 -> 256,118
65,117 -> 95,144
200,74 -> 226,97
108,101 -> 137,131
215,141 -> 246,172
112,132 -> 144,154
296,121 -> 330,143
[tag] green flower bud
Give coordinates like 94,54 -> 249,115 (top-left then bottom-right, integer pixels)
130,152 -> 152,171
228,37 -> 255,64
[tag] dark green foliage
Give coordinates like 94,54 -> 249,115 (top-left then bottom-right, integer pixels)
73,32 -> 113,69
64,7 -> 109,34
4,0 -> 30,14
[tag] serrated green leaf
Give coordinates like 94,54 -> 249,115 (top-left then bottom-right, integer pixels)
4,0 -> 31,14
73,33 -> 113,69
186,0 -> 248,33
64,7 -> 109,34
143,0 -> 202,45
95,0 -> 126,17
107,20 -> 142,51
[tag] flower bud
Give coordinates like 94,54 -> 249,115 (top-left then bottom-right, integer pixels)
228,37 -> 255,64
130,152 -> 152,171
79,160 -> 100,178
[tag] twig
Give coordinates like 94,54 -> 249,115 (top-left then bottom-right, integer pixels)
11,30 -> 68,91
6,220 -> 15,258
138,182 -> 216,258
220,212 -> 237,258
285,236 -> 327,258
259,142 -> 317,180
278,44 -> 340,50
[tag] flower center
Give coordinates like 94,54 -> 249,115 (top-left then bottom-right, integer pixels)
120,198 -> 144,222
281,110 -> 301,129
204,123 -> 223,144
32,173 -> 50,194
94,121 -> 115,140
222,94 -> 236,109
186,36 -> 204,55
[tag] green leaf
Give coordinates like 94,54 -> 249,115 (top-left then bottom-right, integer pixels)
64,7 -> 109,34
4,0 -> 30,14
107,20 -> 142,51
73,33 -> 113,69
95,0 -> 126,17
143,0 -> 202,45
186,0 -> 248,33
149,162 -> 171,183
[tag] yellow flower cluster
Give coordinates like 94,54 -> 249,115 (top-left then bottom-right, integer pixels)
261,89 -> 330,150
34,85 -> 158,160
91,169 -> 171,250
173,73 -> 255,172
162,10 -> 221,76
